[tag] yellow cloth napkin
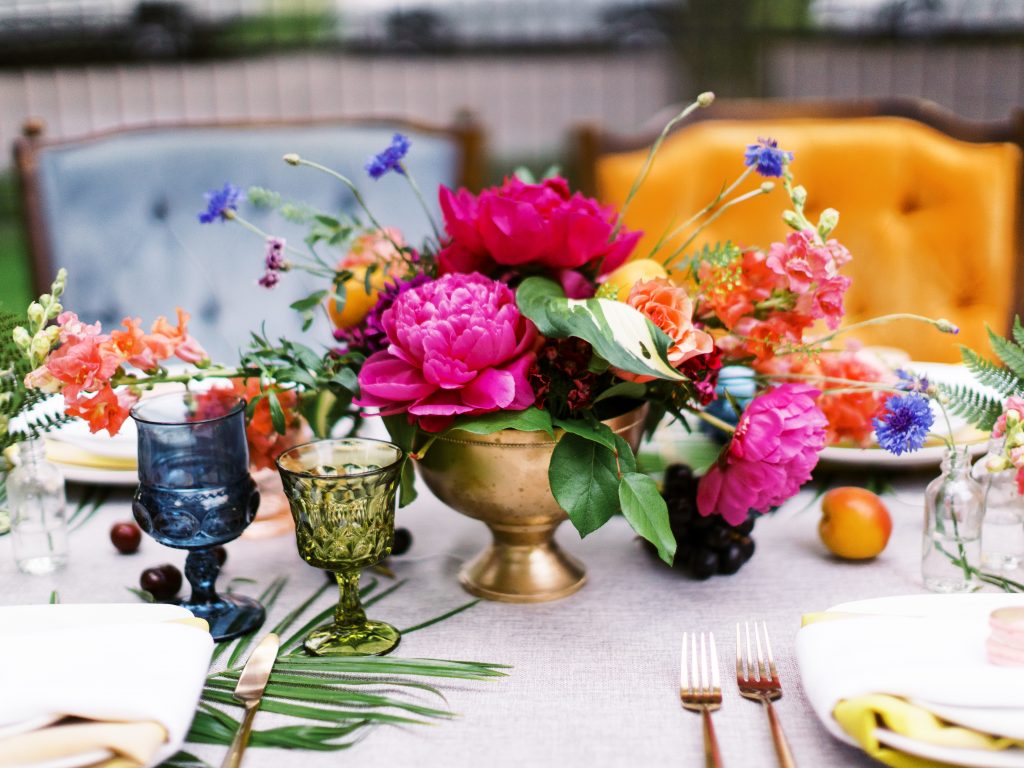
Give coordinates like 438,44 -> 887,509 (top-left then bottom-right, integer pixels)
0,608 -> 212,768
802,610 -> 1024,768
0,721 -> 166,768
43,439 -> 137,470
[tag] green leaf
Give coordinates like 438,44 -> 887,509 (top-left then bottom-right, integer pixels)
613,434 -> 638,475
314,214 -> 341,228
161,751 -> 214,768
593,381 -> 647,404
329,368 -> 359,396
267,391 -> 286,434
515,277 -> 685,381
382,414 -> 418,452
988,325 -> 1024,380
618,472 -> 676,565
289,290 -> 329,313
399,456 -> 418,508
549,434 -> 621,536
49,590 -> 60,604
451,408 -> 554,437
126,587 -> 155,603
553,417 -> 617,451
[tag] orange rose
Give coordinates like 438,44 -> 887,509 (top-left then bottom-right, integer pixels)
616,278 -> 713,384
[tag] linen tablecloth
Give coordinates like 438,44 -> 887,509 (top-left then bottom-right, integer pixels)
0,471 -> 944,768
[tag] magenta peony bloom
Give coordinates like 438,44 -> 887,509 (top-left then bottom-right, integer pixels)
697,383 -> 827,525
355,272 -> 537,432
437,176 -> 641,277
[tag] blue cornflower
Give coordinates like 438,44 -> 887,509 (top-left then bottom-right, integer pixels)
895,369 -> 930,393
743,137 -> 794,178
198,183 -> 241,224
365,133 -> 410,180
872,393 -> 935,455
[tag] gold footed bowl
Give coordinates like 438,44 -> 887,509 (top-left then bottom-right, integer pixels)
416,404 -> 648,603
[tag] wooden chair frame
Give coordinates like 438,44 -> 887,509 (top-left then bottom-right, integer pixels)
573,96 -> 1024,330
13,112 -> 485,296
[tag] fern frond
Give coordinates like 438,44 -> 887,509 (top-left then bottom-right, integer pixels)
960,346 -> 1024,398
937,382 -> 1005,432
988,325 -> 1024,380
1012,315 -> 1024,352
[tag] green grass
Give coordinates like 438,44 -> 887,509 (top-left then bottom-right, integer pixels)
0,173 -> 32,315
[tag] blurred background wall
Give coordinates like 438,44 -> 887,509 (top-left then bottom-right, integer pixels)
2,0 -> 1023,310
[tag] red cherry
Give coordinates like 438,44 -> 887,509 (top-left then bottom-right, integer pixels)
140,564 -> 182,601
213,546 -> 227,566
110,522 -> 142,554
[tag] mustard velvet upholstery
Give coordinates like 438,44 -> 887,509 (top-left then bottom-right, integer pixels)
593,117 -> 1022,363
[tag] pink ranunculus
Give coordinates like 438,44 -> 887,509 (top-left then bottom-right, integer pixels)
355,272 -> 537,432
993,396 -> 1024,438
697,383 -> 828,525
437,176 -> 641,277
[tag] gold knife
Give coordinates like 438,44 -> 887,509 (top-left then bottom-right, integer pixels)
220,633 -> 279,768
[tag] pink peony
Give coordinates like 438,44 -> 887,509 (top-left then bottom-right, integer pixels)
437,176 -> 641,277
697,383 -> 828,525
355,272 -> 537,432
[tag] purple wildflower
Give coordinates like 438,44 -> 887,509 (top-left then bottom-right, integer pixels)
264,236 -> 287,271
895,369 -> 930,394
873,394 -> 934,455
743,138 -> 793,178
365,133 -> 410,180
198,183 -> 241,223
258,270 -> 280,289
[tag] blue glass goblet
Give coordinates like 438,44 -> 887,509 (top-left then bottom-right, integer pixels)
130,392 -> 264,641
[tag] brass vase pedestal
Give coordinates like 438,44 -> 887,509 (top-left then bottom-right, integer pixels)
417,404 -> 647,603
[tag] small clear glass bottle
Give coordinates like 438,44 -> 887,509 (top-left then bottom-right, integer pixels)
972,437 -> 1024,571
8,438 -> 68,575
922,446 -> 983,592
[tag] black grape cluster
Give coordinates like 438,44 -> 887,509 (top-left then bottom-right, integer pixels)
659,464 -> 756,579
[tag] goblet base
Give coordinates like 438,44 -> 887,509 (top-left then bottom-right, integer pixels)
304,620 -> 401,656
181,594 -> 265,641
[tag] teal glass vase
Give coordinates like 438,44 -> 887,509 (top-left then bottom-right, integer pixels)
277,438 -> 404,656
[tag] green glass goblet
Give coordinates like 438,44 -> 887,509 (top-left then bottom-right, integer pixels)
276,438 -> 404,656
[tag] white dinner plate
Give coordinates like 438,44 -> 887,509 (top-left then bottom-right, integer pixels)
817,362 -> 994,469
823,593 -> 1024,767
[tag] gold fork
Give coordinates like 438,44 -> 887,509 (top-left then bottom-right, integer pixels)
680,631 -> 724,768
736,622 -> 796,768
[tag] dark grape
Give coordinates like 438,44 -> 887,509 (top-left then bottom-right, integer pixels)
645,463 -> 758,579
110,521 -> 142,554
737,536 -> 755,562
141,564 -> 182,601
733,518 -> 755,536
718,542 -> 745,575
689,549 -> 718,580
391,527 -> 413,556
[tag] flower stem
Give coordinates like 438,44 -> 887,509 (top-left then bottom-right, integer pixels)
654,166 -> 754,264
398,162 -> 443,244
808,314 -> 958,348
111,365 -> 248,388
694,409 -> 736,436
228,213 -> 334,278
612,93 -> 714,240
288,157 -> 405,254
664,184 -> 773,268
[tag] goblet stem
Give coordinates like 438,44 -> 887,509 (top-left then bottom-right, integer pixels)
185,547 -> 222,606
334,570 -> 367,629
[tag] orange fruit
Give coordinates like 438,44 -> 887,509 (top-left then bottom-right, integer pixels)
819,487 -> 892,560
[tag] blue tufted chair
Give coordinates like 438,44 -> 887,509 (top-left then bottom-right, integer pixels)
14,116 -> 483,363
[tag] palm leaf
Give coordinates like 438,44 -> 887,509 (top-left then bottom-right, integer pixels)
189,576 -> 507,755
960,346 -> 1024,398
937,382 -> 1005,432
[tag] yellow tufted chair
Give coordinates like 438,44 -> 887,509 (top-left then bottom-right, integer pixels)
577,101 -> 1023,363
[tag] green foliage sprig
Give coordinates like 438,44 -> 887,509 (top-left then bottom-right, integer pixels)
944,316 -> 1024,432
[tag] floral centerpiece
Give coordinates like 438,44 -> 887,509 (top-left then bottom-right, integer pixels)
17,92 -> 960,600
